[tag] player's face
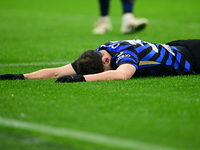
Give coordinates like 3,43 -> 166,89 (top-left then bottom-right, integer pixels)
103,64 -> 112,71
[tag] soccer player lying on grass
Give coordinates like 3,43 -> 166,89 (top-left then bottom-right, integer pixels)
0,39 -> 200,83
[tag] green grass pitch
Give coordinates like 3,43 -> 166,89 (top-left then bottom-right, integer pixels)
0,0 -> 200,149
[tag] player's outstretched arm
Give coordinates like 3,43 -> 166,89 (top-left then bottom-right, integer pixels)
24,64 -> 76,79
0,64 -> 76,80
85,64 -> 136,82
55,64 -> 136,83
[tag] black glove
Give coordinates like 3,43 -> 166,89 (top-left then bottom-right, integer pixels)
0,74 -> 24,80
55,75 -> 86,83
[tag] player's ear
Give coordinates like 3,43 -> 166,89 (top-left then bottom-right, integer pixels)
102,57 -> 110,64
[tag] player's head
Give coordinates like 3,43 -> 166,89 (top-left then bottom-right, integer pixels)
76,50 -> 104,75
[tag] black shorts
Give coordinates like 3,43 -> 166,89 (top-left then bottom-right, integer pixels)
167,39 -> 200,74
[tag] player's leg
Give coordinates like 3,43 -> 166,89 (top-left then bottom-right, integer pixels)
99,0 -> 110,16
93,0 -> 112,34
121,0 -> 148,34
122,0 -> 134,14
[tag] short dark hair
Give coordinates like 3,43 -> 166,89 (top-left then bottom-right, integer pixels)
76,50 -> 104,75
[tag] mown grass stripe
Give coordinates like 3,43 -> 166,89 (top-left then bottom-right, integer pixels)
0,62 -> 69,67
0,62 -> 70,67
0,117 -> 179,150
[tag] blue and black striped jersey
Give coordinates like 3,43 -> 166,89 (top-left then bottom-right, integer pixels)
96,39 -> 195,77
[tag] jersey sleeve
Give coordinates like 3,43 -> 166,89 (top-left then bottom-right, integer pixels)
115,50 -> 139,69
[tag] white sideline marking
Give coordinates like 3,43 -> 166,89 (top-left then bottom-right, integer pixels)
0,117 -> 179,150
0,62 -> 69,67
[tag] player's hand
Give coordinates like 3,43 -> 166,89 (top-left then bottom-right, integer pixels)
0,74 -> 24,80
55,75 -> 86,83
